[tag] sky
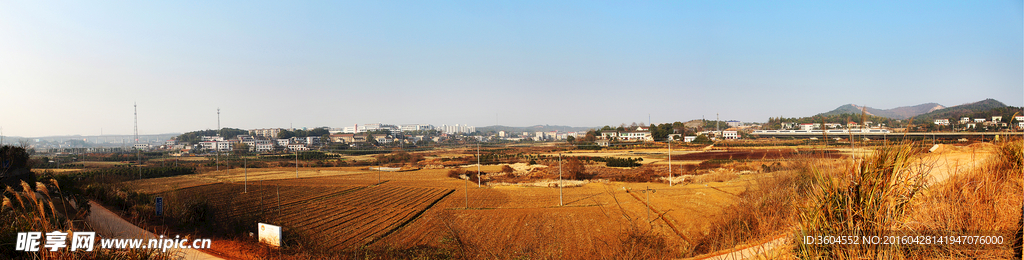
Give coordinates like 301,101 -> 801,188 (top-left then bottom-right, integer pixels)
1,1 -> 1022,137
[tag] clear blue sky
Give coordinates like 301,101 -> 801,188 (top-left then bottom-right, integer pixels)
2,1 -> 1021,137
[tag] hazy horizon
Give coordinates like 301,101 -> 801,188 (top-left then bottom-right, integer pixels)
3,1 -> 1021,137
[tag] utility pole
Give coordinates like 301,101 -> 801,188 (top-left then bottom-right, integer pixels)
464,168 -> 469,208
640,186 -> 656,222
558,153 -> 563,206
477,143 -> 481,188
295,150 -> 298,178
668,142 -> 672,186
135,103 -> 140,180
217,108 -> 220,172
244,156 -> 247,193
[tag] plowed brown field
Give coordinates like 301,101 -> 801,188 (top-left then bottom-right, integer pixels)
156,182 -> 453,251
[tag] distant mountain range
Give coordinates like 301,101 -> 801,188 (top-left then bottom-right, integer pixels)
816,99 -> 1020,123
818,103 -> 945,119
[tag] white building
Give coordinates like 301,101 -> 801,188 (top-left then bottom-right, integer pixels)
440,124 -> 475,134
286,144 -> 309,151
276,139 -> 291,146
722,131 -> 739,140
216,141 -> 232,151
341,124 -> 359,133
683,136 -> 697,142
199,141 -> 232,151
726,120 -> 742,127
200,141 -> 216,151
249,128 -> 283,139
291,136 -> 320,146
201,136 -> 224,142
371,134 -> 394,144
934,119 -> 950,125
254,143 -> 274,152
400,124 -> 434,132
618,131 -> 652,142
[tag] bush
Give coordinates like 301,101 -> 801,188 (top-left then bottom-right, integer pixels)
563,157 -> 589,180
446,168 -> 485,184
376,152 -> 424,165
606,157 -> 642,167
796,142 -> 928,259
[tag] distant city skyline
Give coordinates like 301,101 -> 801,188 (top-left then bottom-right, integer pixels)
2,1 -> 1021,137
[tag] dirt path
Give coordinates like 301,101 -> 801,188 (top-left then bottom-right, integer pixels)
920,144 -> 995,183
86,201 -> 222,260
693,235 -> 789,260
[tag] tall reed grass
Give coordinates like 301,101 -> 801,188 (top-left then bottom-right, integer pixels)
797,140 -> 1023,259
2,180 -> 175,260
795,142 -> 929,259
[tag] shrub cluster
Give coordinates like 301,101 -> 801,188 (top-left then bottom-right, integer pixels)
605,157 -> 642,167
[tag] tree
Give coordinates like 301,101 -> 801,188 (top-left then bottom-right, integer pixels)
366,135 -> 380,146
583,130 -> 598,142
566,135 -> 576,143
321,134 -> 332,145
367,129 -> 392,135
1,145 -> 35,191
277,130 -> 296,139
308,127 -> 329,137
175,128 -> 248,145
691,135 -> 713,144
564,157 -> 587,180
233,143 -> 250,155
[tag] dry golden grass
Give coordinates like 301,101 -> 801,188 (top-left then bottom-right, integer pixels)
793,140 -> 1022,259
689,171 -> 741,184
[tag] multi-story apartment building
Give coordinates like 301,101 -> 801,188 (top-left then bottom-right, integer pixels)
249,128 -> 283,138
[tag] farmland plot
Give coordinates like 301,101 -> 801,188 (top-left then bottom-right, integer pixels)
158,182 -> 453,251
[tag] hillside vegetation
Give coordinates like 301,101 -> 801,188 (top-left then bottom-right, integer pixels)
820,103 -> 944,119
910,99 -> 1021,124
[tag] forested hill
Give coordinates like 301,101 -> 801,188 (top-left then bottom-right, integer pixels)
908,99 -> 1020,124
818,103 -> 944,119
767,99 -> 1020,129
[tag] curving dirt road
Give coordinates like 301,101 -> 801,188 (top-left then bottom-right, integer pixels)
85,201 -> 222,260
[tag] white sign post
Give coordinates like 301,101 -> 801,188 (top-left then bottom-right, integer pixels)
258,223 -> 282,247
